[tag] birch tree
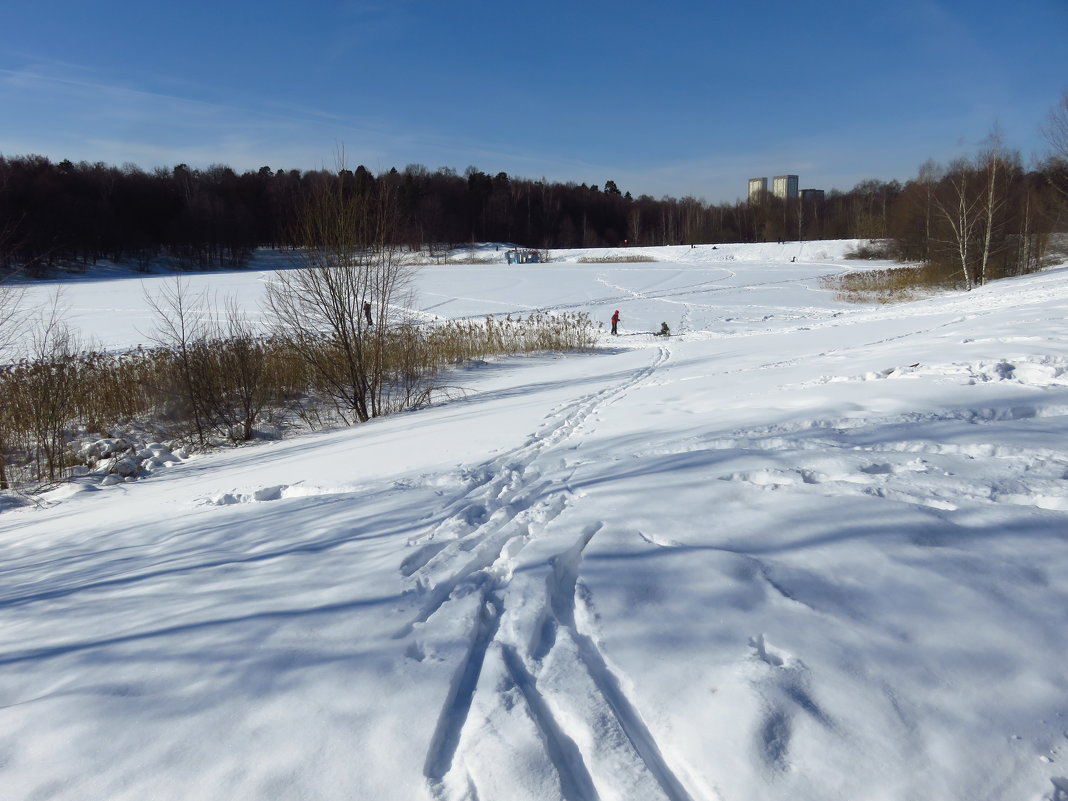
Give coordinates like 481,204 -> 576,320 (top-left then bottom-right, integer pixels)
931,133 -> 1013,289
932,161 -> 980,289
977,132 -> 1008,287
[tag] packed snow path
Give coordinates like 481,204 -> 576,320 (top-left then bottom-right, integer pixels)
3,242 -> 1068,801
398,346 -> 693,801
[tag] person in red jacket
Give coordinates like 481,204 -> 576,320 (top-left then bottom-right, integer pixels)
611,309 -> 620,335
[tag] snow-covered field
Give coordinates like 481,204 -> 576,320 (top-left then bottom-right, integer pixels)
4,241 -> 1068,801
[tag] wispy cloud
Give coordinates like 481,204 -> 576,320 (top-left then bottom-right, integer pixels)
0,61 -> 409,170
0,59 -> 591,178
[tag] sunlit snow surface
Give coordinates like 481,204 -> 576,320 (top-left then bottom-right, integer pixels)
4,241 -> 1068,801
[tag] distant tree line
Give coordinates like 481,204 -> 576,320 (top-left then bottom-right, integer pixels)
1,126 -> 1065,282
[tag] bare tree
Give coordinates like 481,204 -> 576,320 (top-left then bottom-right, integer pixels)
206,299 -> 279,442
0,217 -> 25,489
6,294 -> 83,485
146,278 -> 282,444
0,283 -> 25,364
0,215 -> 28,362
266,163 -> 416,424
932,160 -> 981,288
1042,90 -> 1068,202
1040,92 -> 1068,244
930,132 -> 1014,289
145,277 -> 214,443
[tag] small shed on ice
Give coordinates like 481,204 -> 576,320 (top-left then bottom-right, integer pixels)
505,249 -> 540,265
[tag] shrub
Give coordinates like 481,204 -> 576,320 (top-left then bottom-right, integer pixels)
845,240 -> 893,260
0,309 -> 596,496
820,262 -> 964,304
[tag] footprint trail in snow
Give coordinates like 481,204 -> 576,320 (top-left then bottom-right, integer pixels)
395,347 -> 695,801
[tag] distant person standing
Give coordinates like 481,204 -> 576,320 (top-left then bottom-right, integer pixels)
611,309 -> 621,335
363,301 -> 373,327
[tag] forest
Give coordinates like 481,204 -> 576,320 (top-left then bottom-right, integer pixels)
1,139 -> 1066,287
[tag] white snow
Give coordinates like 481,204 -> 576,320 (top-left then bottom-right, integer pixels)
3,241 -> 1068,801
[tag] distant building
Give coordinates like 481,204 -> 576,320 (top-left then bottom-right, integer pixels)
748,175 -> 823,204
772,174 -> 799,200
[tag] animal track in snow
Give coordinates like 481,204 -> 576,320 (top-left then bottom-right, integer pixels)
750,633 -> 790,668
748,634 -> 838,773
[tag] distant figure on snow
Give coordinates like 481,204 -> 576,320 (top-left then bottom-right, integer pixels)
654,322 -> 671,337
611,310 -> 621,335
363,301 -> 373,327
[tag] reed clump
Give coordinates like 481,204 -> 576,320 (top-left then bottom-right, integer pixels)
820,263 -> 963,304
0,310 -> 595,495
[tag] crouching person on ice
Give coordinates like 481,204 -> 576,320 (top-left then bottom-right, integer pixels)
654,322 -> 671,337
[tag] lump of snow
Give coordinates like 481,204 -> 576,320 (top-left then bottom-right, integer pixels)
104,456 -> 140,477
252,485 -> 286,502
99,438 -> 130,457
860,462 -> 895,475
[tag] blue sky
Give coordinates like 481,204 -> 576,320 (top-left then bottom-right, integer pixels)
2,0 -> 1065,203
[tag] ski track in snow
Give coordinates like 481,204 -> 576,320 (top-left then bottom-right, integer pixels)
394,345 -> 697,801
417,263 -> 847,326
